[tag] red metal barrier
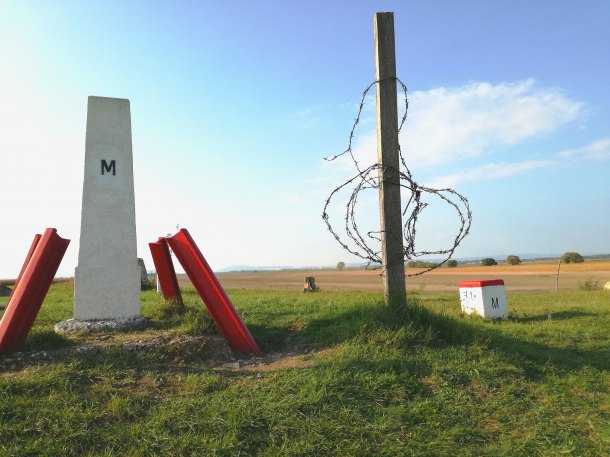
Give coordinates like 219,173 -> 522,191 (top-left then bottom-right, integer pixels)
6,234 -> 42,305
166,229 -> 262,356
0,228 -> 70,354
149,238 -> 182,303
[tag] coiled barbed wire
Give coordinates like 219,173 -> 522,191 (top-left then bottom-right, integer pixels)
322,77 -> 472,276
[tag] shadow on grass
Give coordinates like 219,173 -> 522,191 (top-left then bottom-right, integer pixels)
14,294 -> 607,378
250,300 -> 609,375
246,300 -> 458,353
508,310 -> 595,323
23,330 -> 75,351
245,324 -> 295,351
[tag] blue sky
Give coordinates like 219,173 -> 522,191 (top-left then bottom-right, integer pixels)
1,1 -> 609,277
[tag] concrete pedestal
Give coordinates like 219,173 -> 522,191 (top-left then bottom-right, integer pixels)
73,96 -> 140,321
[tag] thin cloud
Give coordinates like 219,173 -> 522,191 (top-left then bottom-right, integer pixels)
558,138 -> 610,163
404,79 -> 584,168
344,79 -> 584,169
425,137 -> 610,188
292,107 -> 326,130
292,101 -> 369,131
426,160 -> 554,188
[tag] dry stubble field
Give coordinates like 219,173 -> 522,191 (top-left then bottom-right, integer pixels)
191,259 -> 610,293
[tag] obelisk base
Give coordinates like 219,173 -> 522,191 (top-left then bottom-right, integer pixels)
54,316 -> 151,335
74,264 -> 141,320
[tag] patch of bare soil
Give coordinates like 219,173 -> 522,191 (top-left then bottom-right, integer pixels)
0,329 -> 327,375
0,331 -> 233,374
236,348 -> 333,372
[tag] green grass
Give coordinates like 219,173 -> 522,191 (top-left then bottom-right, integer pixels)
1,284 -> 609,456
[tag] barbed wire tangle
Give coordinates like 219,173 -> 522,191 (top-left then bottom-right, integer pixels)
322,77 -> 472,276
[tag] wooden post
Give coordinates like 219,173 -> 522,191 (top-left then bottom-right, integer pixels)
374,12 -> 407,308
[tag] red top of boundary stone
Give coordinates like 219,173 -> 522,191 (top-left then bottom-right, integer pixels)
458,279 -> 505,288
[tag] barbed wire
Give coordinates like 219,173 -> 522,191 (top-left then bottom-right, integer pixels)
322,77 -> 472,276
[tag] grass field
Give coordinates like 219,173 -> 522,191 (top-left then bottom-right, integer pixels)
0,277 -> 609,455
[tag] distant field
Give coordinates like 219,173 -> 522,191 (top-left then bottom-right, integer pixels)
2,259 -> 609,295
200,259 -> 610,293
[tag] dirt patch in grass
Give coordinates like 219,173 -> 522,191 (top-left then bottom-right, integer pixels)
0,329 -> 330,375
0,331 -> 234,373
238,348 -> 335,372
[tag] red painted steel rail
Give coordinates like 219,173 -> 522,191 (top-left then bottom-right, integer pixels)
0,228 -> 70,354
6,234 -> 42,304
149,238 -> 182,303
166,229 -> 262,356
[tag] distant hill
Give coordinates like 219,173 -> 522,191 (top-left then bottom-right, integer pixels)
217,265 -> 296,273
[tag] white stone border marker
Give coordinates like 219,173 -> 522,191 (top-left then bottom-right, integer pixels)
459,279 -> 508,319
73,96 -> 141,321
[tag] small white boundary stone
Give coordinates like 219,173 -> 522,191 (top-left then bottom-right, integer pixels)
459,279 -> 508,319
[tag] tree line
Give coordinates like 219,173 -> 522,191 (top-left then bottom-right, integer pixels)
337,252 -> 586,270
480,252 -> 584,266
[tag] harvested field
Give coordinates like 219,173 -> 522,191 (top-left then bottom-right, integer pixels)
192,259 -> 610,293
2,260 -> 608,296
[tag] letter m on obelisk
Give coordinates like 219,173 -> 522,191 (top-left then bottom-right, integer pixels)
101,159 -> 116,176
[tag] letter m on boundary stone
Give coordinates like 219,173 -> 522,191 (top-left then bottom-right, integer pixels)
101,159 -> 116,176
491,297 -> 499,308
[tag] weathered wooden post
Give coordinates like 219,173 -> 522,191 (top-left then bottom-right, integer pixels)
374,12 -> 407,308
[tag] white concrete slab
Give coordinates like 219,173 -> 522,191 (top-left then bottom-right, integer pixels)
74,96 -> 140,320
